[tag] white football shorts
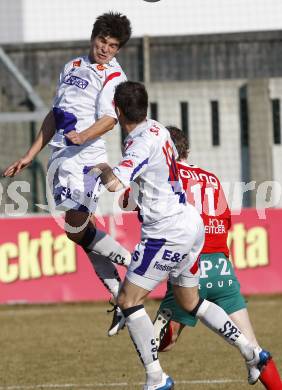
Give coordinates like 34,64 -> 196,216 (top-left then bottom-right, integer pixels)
47,144 -> 107,213
126,205 -> 205,290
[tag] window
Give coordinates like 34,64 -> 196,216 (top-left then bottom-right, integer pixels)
272,99 -> 281,145
150,102 -> 158,121
211,100 -> 220,146
240,97 -> 249,147
180,101 -> 189,140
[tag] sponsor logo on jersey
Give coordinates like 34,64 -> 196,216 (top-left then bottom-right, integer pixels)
153,261 -> 176,272
179,168 -> 219,189
205,218 -> 226,234
72,59 -> 81,67
162,250 -> 184,263
149,124 -> 160,136
63,75 -> 89,89
96,64 -> 106,71
120,159 -> 134,168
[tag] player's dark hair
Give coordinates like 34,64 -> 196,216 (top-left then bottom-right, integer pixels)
166,126 -> 189,161
91,12 -> 132,48
114,81 -> 148,123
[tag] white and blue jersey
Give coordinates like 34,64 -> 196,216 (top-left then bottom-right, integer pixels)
113,119 -> 186,237
47,55 -> 126,212
113,120 -> 204,290
49,55 -> 126,150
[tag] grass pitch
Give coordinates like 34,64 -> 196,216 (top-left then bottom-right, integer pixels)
0,296 -> 281,389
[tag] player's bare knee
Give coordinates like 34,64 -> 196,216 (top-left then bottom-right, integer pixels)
116,293 -> 126,310
174,285 -> 200,312
116,290 -> 133,310
117,294 -> 140,310
177,295 -> 200,313
117,288 -> 145,316
188,298 -> 201,312
176,295 -> 206,317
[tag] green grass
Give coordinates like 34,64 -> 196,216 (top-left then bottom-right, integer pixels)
0,297 -> 281,389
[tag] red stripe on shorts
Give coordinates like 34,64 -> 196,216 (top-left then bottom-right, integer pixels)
190,257 -> 200,275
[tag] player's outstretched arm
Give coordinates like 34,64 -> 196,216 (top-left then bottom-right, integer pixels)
3,110 -> 56,177
65,115 -> 116,145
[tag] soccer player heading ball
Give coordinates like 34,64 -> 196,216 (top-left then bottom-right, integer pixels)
3,12 -> 133,334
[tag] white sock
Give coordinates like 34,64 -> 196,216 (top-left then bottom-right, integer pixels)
234,334 -> 261,360
88,229 -> 131,267
146,361 -> 164,386
196,299 -> 255,359
87,253 -> 121,298
125,307 -> 163,385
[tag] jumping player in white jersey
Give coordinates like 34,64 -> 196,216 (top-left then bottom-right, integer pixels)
3,12 -> 132,335
93,81 -> 270,390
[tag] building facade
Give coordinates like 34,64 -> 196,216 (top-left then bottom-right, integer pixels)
1,31 -> 282,214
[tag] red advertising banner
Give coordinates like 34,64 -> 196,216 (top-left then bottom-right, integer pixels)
0,213 -> 137,304
0,209 -> 281,304
228,209 -> 282,294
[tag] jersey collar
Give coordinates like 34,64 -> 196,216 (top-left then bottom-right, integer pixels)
124,119 -> 148,142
